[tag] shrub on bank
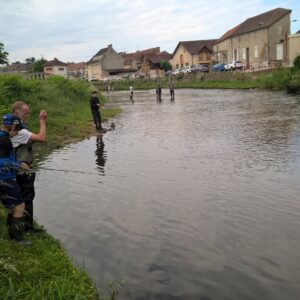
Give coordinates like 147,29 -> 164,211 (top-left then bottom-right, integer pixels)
0,75 -> 120,148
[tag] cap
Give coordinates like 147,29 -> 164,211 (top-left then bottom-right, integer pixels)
2,113 -> 22,127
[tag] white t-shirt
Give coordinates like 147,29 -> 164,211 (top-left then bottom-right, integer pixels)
11,129 -> 32,148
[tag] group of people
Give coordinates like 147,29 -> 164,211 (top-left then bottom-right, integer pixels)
159,83 -> 175,100
129,84 -> 175,102
0,101 -> 47,246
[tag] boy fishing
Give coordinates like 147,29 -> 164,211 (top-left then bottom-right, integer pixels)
0,114 -> 31,246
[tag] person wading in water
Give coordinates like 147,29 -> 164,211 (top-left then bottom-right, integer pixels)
90,91 -> 104,132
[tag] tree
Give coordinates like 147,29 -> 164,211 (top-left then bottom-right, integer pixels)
32,57 -> 47,72
25,57 -> 36,64
0,42 -> 9,65
293,55 -> 300,69
160,61 -> 172,71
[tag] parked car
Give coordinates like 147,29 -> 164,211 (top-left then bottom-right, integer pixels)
213,63 -> 226,72
164,70 -> 173,76
196,64 -> 209,73
88,76 -> 97,81
225,61 -> 245,70
233,61 -> 246,70
182,65 -> 196,74
173,68 -> 181,75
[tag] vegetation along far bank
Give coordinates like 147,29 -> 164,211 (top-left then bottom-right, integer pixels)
95,65 -> 300,94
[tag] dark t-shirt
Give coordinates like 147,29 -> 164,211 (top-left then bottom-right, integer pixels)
90,96 -> 100,111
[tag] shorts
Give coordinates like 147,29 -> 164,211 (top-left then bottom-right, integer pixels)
16,173 -> 36,203
0,179 -> 23,209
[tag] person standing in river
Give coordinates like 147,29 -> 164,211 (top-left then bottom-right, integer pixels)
11,101 -> 47,233
169,82 -> 175,100
90,91 -> 103,131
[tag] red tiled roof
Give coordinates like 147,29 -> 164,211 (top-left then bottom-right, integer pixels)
67,62 -> 86,70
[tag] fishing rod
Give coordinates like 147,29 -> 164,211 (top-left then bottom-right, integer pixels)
3,165 -> 109,176
26,166 -> 123,177
35,166 -> 100,175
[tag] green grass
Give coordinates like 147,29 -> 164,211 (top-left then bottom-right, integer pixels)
0,74 -> 121,299
0,75 -> 121,152
0,206 -> 100,300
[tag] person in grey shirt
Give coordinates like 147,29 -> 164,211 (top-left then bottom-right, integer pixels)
11,101 -> 47,233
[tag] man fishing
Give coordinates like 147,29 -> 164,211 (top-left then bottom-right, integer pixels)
11,101 -> 47,233
90,91 -> 103,132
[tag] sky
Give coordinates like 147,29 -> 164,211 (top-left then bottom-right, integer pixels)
0,0 -> 299,63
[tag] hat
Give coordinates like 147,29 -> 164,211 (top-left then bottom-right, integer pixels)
2,113 -> 22,127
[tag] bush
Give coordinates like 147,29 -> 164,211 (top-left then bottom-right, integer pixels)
293,55 -> 300,69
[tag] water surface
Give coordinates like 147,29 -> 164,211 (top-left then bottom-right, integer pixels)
36,89 -> 300,300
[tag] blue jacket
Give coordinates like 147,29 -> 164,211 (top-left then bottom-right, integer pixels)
0,130 -> 20,180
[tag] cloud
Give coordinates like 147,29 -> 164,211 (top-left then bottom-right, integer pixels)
0,0 -> 299,62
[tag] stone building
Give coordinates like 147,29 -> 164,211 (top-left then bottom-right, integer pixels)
86,44 -> 125,80
214,8 -> 292,70
288,31 -> 300,66
170,40 -> 217,70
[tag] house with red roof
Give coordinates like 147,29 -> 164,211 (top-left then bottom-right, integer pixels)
121,47 -> 172,77
67,62 -> 86,79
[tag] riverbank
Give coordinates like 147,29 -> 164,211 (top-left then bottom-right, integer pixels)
94,67 -> 300,94
0,74 -> 121,299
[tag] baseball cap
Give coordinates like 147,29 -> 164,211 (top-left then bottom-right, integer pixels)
2,113 -> 22,127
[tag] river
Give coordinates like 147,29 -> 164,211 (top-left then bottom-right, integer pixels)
35,89 -> 300,300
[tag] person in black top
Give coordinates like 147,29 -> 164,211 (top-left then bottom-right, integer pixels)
90,91 -> 102,131
156,85 -> 162,101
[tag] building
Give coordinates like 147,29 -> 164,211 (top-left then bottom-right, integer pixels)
43,58 -> 68,77
170,40 -> 217,70
0,62 -> 33,74
288,31 -> 300,66
86,44 -> 125,80
67,62 -> 86,79
214,7 -> 292,70
121,47 -> 172,77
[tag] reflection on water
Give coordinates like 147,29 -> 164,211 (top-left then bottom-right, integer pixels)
35,89 -> 300,300
95,136 -> 106,174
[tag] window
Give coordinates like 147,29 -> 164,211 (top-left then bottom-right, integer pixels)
242,48 -> 246,60
254,45 -> 258,58
233,49 -> 238,60
276,44 -> 283,60
58,67 -> 65,71
176,64 -> 179,69
46,67 -> 52,71
186,63 -> 189,66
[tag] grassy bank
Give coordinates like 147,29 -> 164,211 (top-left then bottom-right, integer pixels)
95,67 -> 300,93
0,74 -> 121,299
0,74 -> 121,152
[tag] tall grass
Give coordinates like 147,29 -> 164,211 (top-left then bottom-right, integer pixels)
0,75 -> 121,151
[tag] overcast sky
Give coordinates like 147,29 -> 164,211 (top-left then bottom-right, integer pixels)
0,0 -> 299,63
